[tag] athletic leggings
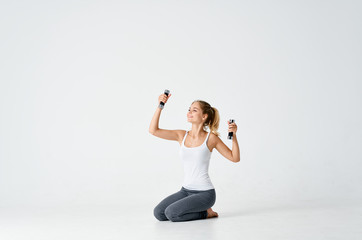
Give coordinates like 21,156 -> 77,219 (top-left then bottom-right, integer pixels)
153,186 -> 216,222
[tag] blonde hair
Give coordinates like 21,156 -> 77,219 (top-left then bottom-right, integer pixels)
192,100 -> 220,137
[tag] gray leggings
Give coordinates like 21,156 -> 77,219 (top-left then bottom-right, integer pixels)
153,186 -> 216,222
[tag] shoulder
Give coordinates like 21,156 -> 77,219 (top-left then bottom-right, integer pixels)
176,130 -> 187,143
208,132 -> 221,148
209,131 -> 219,139
180,129 -> 187,138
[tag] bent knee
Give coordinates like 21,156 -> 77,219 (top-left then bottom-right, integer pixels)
154,206 -> 168,221
164,206 -> 180,222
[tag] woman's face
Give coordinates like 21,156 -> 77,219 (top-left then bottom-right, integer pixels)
187,102 -> 206,123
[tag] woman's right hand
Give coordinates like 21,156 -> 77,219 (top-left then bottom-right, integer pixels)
158,93 -> 172,106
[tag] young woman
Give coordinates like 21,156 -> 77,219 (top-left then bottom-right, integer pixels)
149,93 -> 240,222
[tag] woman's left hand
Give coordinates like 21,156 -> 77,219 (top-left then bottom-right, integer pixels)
227,120 -> 237,134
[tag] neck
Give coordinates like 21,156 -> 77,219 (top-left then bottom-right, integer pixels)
189,124 -> 207,138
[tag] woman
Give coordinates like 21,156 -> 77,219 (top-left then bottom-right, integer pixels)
149,93 -> 240,222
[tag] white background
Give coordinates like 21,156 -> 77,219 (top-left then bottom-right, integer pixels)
0,0 -> 361,239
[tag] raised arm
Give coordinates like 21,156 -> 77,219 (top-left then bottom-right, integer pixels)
149,93 -> 182,142
149,105 -> 163,134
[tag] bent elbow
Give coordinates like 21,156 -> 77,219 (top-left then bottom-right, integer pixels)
149,128 -> 159,135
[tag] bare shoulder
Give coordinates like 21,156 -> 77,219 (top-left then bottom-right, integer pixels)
208,132 -> 220,151
178,129 -> 187,140
177,130 -> 187,145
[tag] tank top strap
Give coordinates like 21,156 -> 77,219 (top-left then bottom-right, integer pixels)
182,130 -> 188,145
205,131 -> 211,145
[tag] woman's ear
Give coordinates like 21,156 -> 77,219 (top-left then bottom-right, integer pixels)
203,113 -> 208,120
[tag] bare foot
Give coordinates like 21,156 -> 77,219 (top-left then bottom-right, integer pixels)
206,207 -> 219,218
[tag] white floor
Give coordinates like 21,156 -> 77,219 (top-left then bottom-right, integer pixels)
1,200 -> 361,240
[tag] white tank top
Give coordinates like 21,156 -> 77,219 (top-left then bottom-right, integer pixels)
179,130 -> 215,190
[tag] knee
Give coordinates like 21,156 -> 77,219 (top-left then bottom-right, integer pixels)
153,205 -> 168,221
164,206 -> 179,222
